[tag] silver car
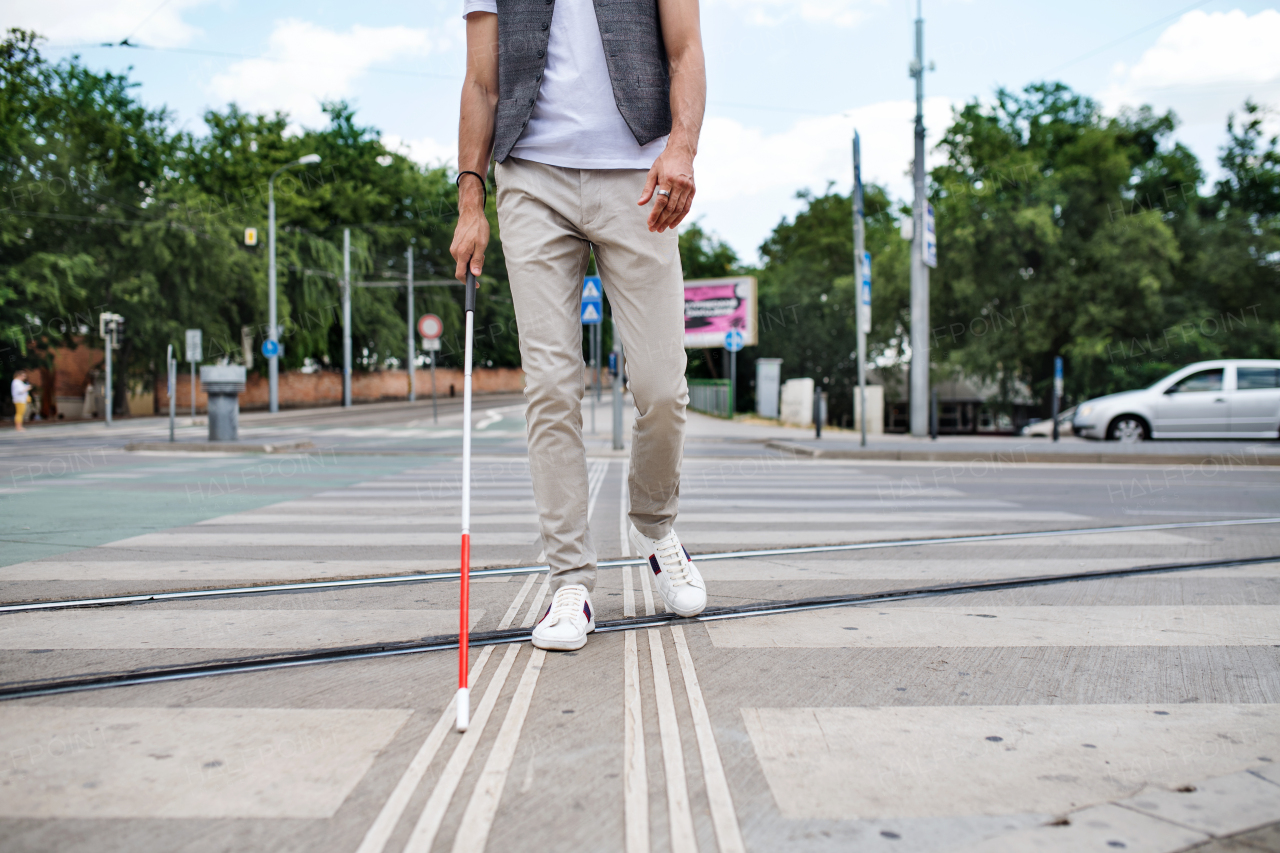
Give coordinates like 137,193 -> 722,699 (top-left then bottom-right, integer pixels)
1072,359 -> 1280,441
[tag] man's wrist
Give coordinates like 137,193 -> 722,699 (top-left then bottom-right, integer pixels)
458,182 -> 487,216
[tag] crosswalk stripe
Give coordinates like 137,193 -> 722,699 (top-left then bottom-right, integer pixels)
620,459 -> 631,557
400,643 -> 522,853
450,648 -> 547,853
648,628 -> 698,853
500,574 -> 539,632
0,609 -> 482,650
705,605 -> 1280,649
354,646 -> 497,853
105,532 -> 538,547
195,514 -> 540,526
671,626 -> 746,853
623,565 -> 636,618
640,557 -> 657,616
522,574 -> 552,629
624,631 -> 648,853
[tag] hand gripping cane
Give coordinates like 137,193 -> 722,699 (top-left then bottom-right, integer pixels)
456,270 -> 477,732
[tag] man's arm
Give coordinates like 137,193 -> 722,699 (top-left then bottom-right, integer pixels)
639,0 -> 706,233
451,11 -> 499,281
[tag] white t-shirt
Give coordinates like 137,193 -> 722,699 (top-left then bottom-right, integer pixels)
464,0 -> 667,169
11,378 -> 30,404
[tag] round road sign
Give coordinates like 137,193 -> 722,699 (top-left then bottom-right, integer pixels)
417,314 -> 443,339
261,339 -> 280,358
724,329 -> 745,352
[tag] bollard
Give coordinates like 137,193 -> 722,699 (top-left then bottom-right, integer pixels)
813,389 -> 824,439
199,365 -> 247,441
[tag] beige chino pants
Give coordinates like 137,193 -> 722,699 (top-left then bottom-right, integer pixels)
495,156 -> 688,593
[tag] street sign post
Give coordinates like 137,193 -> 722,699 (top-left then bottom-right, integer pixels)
185,328 -> 202,417
582,276 -> 603,433
419,313 -> 443,423
724,329 -> 744,417
1052,355 -> 1064,443
99,313 -> 124,426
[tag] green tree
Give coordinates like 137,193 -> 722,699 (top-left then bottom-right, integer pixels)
753,184 -> 907,421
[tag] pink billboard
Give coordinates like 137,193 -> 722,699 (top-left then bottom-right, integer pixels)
683,276 -> 757,349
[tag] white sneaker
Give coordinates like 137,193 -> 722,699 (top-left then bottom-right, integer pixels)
531,583 -> 595,651
629,525 -> 707,617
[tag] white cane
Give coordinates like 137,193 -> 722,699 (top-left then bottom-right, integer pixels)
456,270 -> 477,732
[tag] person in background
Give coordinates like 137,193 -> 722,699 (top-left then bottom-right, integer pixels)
10,370 -> 31,431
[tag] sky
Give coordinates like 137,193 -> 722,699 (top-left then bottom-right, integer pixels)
5,0 -> 1280,262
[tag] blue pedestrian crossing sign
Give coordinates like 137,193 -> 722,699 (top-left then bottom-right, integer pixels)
724,329 -> 744,352
581,275 -> 603,325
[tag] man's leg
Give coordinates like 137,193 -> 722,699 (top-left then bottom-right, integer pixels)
495,158 -> 597,594
584,169 -> 688,540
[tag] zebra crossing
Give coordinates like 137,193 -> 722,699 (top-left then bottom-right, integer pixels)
1,419 -> 1279,853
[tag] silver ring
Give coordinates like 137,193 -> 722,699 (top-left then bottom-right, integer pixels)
656,188 -> 671,197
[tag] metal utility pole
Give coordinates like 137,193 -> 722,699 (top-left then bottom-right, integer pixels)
167,344 -> 176,442
407,242 -> 416,402
853,131 -> 869,447
909,0 -> 930,437
268,153 -> 321,413
342,228 -> 352,408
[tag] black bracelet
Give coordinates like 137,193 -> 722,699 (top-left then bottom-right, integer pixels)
456,170 -> 488,209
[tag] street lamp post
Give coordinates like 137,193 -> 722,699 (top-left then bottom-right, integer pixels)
268,153 -> 321,413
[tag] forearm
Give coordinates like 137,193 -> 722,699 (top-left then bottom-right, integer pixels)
661,0 -> 706,159
667,48 -> 705,158
457,13 -> 499,217
457,83 -> 496,213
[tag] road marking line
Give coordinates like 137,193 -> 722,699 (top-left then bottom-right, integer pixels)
587,459 -> 609,521
355,646 -> 497,853
648,628 -> 698,853
624,631 -> 649,853
401,643 -> 521,853
623,565 -> 636,618
450,648 -> 546,853
639,560 -> 656,616
620,460 -> 631,556
521,573 -> 552,629
671,626 -> 745,853
500,574 -> 538,631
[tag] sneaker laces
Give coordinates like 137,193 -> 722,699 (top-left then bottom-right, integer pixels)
653,533 -> 691,586
546,585 -> 587,624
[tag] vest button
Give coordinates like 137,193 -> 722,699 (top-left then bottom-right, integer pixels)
536,49 -> 545,57
541,22 -> 548,30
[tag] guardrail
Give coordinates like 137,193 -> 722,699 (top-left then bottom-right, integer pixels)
689,379 -> 732,418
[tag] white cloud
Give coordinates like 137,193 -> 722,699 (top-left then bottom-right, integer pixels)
381,133 -> 456,169
1097,9 -> 1280,182
691,96 -> 954,261
1,0 -> 211,47
208,20 -> 440,130
709,0 -> 880,28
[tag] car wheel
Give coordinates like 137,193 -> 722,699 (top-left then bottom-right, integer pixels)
1107,416 -> 1148,443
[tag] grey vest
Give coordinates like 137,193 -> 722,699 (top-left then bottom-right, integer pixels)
493,0 -> 672,163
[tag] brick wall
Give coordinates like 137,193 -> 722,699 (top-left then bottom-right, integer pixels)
159,367 -> 527,413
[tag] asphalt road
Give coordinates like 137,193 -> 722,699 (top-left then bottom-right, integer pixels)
2,403 -> 1279,853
